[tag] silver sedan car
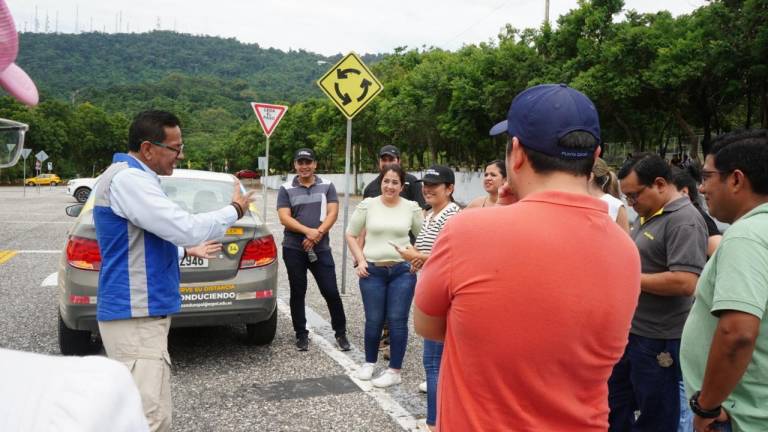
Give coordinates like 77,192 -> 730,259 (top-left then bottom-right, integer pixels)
57,169 -> 278,355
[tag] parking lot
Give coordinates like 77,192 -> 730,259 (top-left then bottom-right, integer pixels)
0,184 -> 428,431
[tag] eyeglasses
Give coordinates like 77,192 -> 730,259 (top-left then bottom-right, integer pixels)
624,185 -> 647,204
150,141 -> 184,156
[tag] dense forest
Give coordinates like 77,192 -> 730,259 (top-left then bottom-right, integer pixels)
1,0 -> 766,181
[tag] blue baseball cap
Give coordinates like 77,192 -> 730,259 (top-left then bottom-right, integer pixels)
489,84 -> 600,159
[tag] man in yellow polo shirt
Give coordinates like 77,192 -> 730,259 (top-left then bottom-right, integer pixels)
610,153 -> 708,431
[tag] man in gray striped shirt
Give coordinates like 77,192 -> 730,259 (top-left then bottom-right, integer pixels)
277,148 -> 350,352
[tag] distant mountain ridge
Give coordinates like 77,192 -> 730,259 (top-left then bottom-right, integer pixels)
17,31 -> 384,103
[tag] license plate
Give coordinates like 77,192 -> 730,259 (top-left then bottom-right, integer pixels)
180,256 -> 208,268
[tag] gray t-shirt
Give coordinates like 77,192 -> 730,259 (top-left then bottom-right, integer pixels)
276,176 -> 338,251
630,196 -> 707,339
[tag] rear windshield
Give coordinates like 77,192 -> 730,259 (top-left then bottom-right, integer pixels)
160,177 -> 234,214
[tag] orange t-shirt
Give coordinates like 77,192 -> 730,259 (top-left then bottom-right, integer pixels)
415,190 -> 640,432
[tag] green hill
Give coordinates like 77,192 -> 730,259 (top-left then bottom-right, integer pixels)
17,31 -> 382,103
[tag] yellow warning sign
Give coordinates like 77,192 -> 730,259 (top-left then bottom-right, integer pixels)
317,52 -> 383,119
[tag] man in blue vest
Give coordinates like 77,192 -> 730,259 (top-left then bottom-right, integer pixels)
93,110 -> 253,432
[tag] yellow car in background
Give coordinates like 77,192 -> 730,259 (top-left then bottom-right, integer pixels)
26,173 -> 61,186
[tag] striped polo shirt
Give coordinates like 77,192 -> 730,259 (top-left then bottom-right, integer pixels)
415,202 -> 461,254
276,175 -> 338,251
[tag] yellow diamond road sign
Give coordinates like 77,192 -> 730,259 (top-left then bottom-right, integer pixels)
317,52 -> 383,119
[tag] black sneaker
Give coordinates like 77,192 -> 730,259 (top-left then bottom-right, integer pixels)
296,334 -> 309,351
336,335 -> 351,351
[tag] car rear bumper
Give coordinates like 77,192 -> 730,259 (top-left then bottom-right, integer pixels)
60,261 -> 279,333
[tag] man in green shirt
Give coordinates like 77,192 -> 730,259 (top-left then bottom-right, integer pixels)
681,129 -> 768,432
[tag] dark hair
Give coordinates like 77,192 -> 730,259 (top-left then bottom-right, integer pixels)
486,159 -> 507,178
617,152 -> 672,185
517,131 -> 597,176
128,110 -> 181,152
671,166 -> 701,208
708,129 -> 768,195
380,163 -> 406,186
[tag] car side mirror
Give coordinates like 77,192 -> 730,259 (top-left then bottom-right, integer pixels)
65,204 -> 84,218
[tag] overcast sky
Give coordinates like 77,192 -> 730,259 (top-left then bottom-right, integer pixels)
10,0 -> 707,56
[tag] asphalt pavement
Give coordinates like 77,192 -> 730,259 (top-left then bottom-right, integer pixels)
0,184 -> 429,431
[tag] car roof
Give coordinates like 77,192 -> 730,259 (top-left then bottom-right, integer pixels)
164,169 -> 235,183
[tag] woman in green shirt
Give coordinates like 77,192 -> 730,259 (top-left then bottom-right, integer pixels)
346,164 -> 423,388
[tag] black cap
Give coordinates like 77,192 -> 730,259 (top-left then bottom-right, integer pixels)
417,165 -> 455,185
293,148 -> 315,161
379,145 -> 400,158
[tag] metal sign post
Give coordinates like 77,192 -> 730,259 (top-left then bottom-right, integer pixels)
340,119 -> 353,294
317,52 -> 383,295
263,135 -> 269,220
20,148 -> 31,197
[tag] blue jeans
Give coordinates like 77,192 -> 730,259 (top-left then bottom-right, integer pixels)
283,247 -> 347,338
608,334 -> 682,432
678,380 -> 692,432
423,339 -> 444,426
358,261 -> 416,369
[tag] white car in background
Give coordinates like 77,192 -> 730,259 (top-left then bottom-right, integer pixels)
66,177 -> 97,203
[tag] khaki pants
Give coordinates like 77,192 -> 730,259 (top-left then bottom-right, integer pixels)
99,316 -> 172,432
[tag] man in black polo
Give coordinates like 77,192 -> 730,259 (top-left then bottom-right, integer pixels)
363,145 -> 427,209
609,153 -> 708,431
277,148 -> 350,352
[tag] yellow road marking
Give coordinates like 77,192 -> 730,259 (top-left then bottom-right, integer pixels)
0,250 -> 18,264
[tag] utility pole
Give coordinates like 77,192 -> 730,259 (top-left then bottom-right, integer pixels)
55,10 -> 58,33
544,0 -> 550,25
34,6 -> 39,32
75,6 -> 79,33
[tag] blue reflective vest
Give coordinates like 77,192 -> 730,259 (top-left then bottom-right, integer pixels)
93,153 -> 180,321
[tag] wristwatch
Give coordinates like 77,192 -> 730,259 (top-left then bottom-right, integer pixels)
689,391 -> 722,418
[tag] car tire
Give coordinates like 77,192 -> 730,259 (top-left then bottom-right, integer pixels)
245,307 -> 277,345
58,310 -> 96,355
74,187 -> 91,203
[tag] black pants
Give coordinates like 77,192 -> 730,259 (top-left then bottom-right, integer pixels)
283,247 -> 346,338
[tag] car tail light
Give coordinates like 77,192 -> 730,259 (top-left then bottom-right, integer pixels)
66,236 -> 101,271
69,295 -> 96,304
239,235 -> 277,268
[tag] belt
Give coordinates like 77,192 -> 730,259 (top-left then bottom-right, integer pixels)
372,261 -> 400,267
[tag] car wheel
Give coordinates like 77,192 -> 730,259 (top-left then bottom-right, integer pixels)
74,187 -> 91,203
245,307 -> 277,345
58,310 -> 96,355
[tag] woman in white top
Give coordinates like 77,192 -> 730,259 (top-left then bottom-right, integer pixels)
590,158 -> 630,233
346,164 -> 423,388
396,165 -> 460,431
466,160 -> 506,208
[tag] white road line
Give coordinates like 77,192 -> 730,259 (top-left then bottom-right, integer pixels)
42,272 -> 57,287
276,299 -> 423,432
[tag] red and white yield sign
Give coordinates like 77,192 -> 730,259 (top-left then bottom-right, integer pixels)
250,102 -> 287,137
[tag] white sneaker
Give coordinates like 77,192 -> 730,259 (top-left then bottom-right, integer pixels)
371,369 -> 402,388
355,363 -> 375,380
418,381 -> 427,393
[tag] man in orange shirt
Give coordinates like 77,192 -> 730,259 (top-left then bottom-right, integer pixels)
415,84 -> 641,431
